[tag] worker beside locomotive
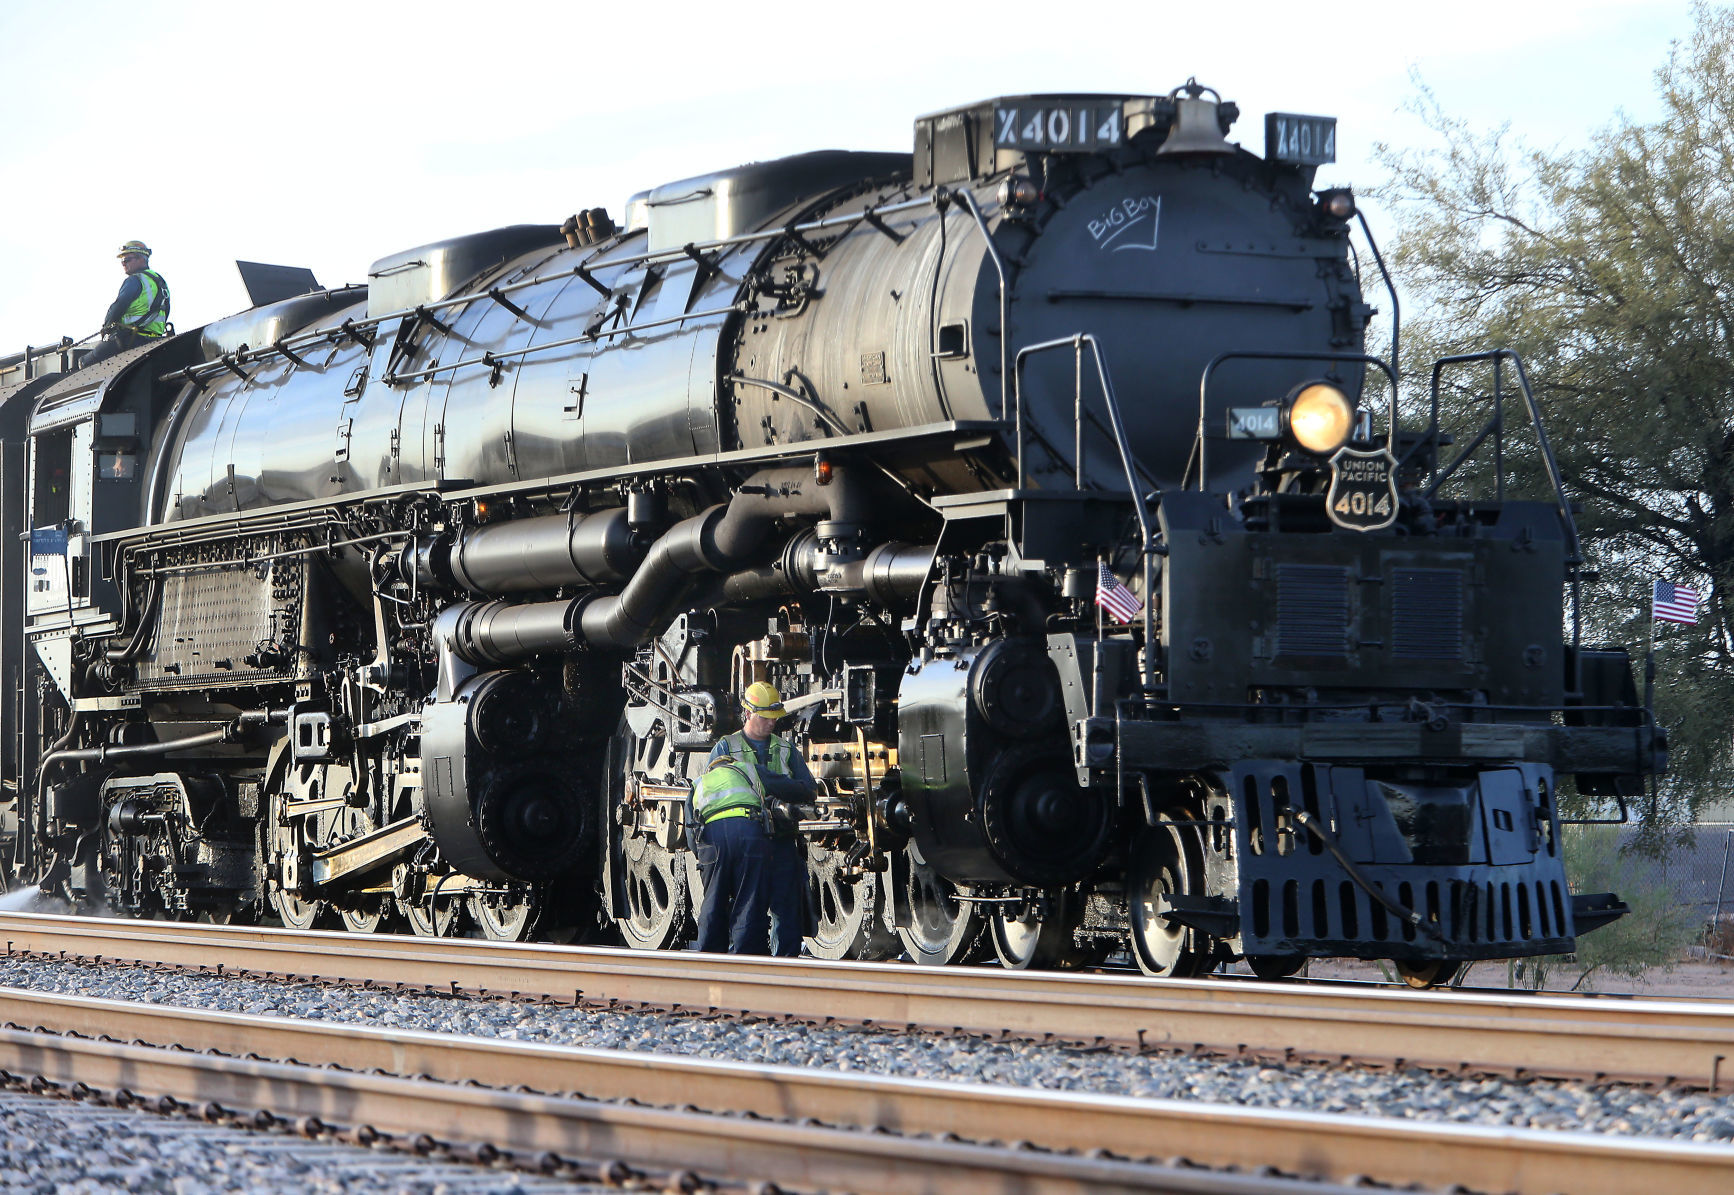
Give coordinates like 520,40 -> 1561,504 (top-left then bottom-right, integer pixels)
704,682 -> 819,956
0,82 -> 1657,984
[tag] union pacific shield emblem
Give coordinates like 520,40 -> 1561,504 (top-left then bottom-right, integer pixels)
1326,446 -> 1398,532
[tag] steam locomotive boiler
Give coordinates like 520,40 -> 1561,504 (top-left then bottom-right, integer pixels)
0,81 -> 1658,982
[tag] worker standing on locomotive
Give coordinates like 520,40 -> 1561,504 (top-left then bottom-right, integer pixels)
703,682 -> 817,956
84,240 -> 170,366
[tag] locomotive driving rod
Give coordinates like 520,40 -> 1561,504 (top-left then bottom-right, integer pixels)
441,465 -> 884,666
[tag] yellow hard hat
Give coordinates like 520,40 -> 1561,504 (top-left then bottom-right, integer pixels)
742,681 -> 785,719
117,240 -> 151,259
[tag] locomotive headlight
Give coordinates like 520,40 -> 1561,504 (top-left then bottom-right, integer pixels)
1285,383 -> 1355,455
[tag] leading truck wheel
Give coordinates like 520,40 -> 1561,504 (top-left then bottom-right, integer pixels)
1247,953 -> 1307,981
896,841 -> 985,966
1395,958 -> 1464,989
1128,817 -> 1215,978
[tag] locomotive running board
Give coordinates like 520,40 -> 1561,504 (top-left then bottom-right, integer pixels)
95,419 -> 1008,549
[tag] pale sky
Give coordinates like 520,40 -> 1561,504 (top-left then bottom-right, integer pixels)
0,0 -> 1698,348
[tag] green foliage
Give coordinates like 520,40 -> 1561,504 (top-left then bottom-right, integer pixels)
1375,3 -> 1734,820
1506,826 -> 1698,991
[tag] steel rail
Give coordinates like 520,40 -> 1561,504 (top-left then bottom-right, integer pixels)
1,986 -> 1729,1195
0,999 -> 1339,1195
4,911 -> 1732,1092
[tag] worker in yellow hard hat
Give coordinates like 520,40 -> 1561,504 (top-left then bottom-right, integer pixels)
84,240 -> 171,367
690,748 -> 774,954
695,681 -> 819,956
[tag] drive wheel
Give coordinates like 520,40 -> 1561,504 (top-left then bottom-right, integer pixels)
195,904 -> 247,926
266,780 -> 330,931
991,891 -> 1090,971
896,841 -> 984,966
469,889 -> 539,941
1395,958 -> 1464,989
332,808 -> 386,935
397,883 -> 463,938
1128,816 -> 1214,978
271,880 -> 325,930
805,848 -> 898,961
616,835 -> 689,951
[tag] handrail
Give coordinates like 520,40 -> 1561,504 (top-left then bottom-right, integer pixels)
159,195 -> 932,390
1013,334 -> 1157,690
1423,348 -> 1584,657
1353,209 -> 1400,397
1193,351 -> 1397,491
382,301 -> 744,386
953,190 -> 1009,419
2,334 -> 98,385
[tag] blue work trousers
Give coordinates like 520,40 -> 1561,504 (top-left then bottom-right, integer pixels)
768,835 -> 806,957
695,815 -> 773,955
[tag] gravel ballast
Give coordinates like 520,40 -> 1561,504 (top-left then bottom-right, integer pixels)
1,953 -> 1732,1150
0,1091 -> 602,1193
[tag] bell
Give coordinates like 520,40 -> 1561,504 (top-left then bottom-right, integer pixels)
1156,79 -> 1234,157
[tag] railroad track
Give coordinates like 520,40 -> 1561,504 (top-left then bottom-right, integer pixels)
2,984 -> 1731,1194
4,911 -> 1731,1092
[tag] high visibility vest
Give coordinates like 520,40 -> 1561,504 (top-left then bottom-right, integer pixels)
719,731 -> 794,780
122,270 -> 170,337
693,755 -> 764,823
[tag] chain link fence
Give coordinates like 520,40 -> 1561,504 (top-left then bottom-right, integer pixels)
1619,823 -> 1734,958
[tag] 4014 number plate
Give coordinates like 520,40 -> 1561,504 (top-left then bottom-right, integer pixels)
994,103 -> 1123,152
1326,446 -> 1398,531
1265,112 -> 1336,165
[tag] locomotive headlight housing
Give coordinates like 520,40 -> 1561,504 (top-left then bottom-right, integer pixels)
1285,382 -> 1355,455
1316,187 -> 1357,221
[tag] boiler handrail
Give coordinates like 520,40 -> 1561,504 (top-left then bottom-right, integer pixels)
1193,350 -> 1397,492
1014,334 -> 1158,689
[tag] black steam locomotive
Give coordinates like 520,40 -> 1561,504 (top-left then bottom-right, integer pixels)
0,82 -> 1657,984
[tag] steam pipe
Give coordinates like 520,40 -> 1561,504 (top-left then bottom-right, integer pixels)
578,507 -> 725,647
722,539 -> 936,606
580,463 -> 867,648
39,708 -> 287,772
431,507 -> 643,594
444,464 -> 876,664
446,599 -> 584,668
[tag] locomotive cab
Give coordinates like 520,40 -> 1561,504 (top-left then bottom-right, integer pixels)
20,337 -> 201,679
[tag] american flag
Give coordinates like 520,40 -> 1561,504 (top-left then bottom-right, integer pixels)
1653,579 -> 1700,625
1095,563 -> 1143,624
